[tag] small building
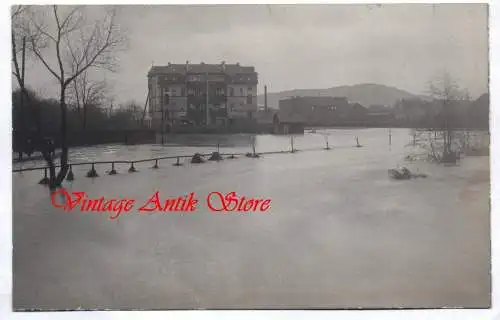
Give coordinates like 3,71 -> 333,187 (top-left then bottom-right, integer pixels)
365,112 -> 395,126
279,96 -> 351,126
255,109 -> 304,134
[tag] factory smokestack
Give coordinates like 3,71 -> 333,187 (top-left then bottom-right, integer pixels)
264,85 -> 268,112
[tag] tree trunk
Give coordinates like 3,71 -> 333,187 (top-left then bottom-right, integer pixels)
48,85 -> 69,189
83,104 -> 87,130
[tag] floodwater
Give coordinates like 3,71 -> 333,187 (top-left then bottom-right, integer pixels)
12,128 -> 490,309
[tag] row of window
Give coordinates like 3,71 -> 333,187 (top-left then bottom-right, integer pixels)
152,101 -> 254,113
162,93 -> 254,103
162,75 -> 255,82
162,87 -> 253,97
310,106 -> 338,111
163,96 -> 253,104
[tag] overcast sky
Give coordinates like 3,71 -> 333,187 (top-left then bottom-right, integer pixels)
21,4 -> 489,104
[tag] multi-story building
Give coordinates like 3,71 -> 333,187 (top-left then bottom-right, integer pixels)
147,62 -> 258,128
279,96 -> 352,125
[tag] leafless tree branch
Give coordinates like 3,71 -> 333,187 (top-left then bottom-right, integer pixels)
20,5 -> 128,188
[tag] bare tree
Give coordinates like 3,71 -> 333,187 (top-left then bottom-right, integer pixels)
67,69 -> 108,130
425,72 -> 468,163
12,6 -> 35,159
24,5 -> 126,189
123,100 -> 143,121
107,97 -> 115,116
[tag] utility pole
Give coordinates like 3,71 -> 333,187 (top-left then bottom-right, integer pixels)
264,85 -> 268,112
141,89 -> 150,127
205,72 -> 210,126
160,94 -> 164,145
20,36 -> 26,142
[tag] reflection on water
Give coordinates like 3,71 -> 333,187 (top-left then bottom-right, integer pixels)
12,127 -> 490,309
14,128 -> 411,169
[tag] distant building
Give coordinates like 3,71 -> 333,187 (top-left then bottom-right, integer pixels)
278,96 -> 351,125
147,62 -> 258,128
255,108 -> 304,134
368,104 -> 389,112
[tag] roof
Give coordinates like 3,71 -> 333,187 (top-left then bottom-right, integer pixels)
366,112 -> 394,116
148,63 -> 255,76
280,96 -> 348,102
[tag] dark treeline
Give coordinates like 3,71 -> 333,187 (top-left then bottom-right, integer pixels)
12,88 -> 151,152
391,93 -> 489,130
302,93 -> 489,130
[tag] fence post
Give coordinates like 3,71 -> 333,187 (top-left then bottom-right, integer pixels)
86,163 -> 99,178
109,162 -> 117,175
38,168 -> 49,185
66,165 -> 75,181
152,159 -> 159,169
173,157 -> 182,166
129,162 -> 137,173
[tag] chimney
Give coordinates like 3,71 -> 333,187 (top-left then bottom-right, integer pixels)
264,85 -> 268,112
221,60 -> 226,71
185,60 -> 189,71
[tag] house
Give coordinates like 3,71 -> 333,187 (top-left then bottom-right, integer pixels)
255,109 -> 304,134
278,96 -> 350,126
147,61 -> 258,129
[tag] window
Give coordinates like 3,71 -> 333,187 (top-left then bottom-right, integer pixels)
247,95 -> 252,104
248,87 -> 252,91
164,94 -> 170,105
230,104 -> 234,111
181,88 -> 185,97
239,88 -> 244,96
229,87 -> 234,97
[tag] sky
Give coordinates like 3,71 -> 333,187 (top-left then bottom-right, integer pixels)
18,4 -> 489,105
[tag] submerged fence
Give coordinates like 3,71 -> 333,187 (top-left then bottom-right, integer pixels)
13,133 -> 354,185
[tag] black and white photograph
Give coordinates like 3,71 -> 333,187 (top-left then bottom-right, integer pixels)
10,3 -> 490,311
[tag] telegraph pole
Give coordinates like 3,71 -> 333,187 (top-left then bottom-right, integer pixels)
205,72 -> 209,126
264,85 -> 268,112
140,89 -> 150,126
160,94 -> 164,145
20,36 -> 26,145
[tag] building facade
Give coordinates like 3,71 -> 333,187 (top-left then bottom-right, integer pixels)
279,96 -> 351,125
147,62 -> 258,128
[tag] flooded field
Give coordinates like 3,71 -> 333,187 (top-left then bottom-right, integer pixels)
12,128 -> 490,309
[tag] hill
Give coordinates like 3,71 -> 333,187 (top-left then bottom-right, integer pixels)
257,83 -> 430,109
